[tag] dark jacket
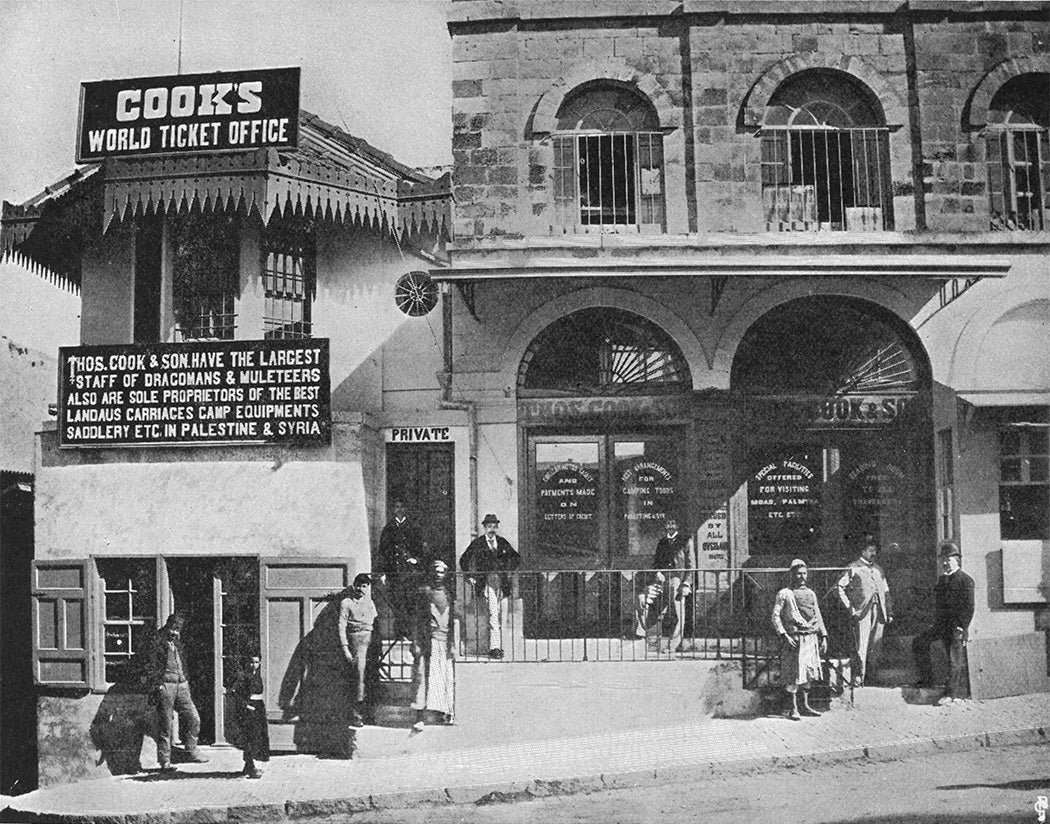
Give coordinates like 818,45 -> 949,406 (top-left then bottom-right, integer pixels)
376,518 -> 426,575
146,629 -> 190,687
933,569 -> 975,632
460,534 -> 521,596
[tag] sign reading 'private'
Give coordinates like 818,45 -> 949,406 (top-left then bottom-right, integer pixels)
77,67 -> 300,162
58,339 -> 330,447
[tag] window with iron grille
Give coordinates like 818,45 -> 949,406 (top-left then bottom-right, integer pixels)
262,220 -> 315,339
986,74 -> 1050,232
97,559 -> 157,685
172,212 -> 239,340
760,70 -> 893,232
551,84 -> 665,234
998,407 -> 1050,540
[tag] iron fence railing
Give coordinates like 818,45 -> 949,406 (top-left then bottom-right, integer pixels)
372,569 -> 853,684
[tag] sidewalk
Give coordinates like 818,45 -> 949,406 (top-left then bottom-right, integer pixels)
3,678 -> 1048,823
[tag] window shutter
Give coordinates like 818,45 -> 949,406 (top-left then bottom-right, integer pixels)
760,132 -> 790,230
32,560 -> 92,688
986,131 -> 1005,224
551,135 -> 577,233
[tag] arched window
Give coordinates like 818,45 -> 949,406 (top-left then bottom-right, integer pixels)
551,84 -> 665,233
731,298 -> 925,397
986,73 -> 1050,231
761,70 -> 893,232
519,308 -> 690,396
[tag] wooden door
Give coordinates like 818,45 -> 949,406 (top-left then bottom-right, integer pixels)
386,444 -> 456,569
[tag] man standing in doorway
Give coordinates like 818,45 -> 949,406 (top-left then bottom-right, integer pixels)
912,542 -> 975,705
338,573 -> 378,727
376,500 -> 427,639
148,613 -> 208,771
460,513 -> 521,659
636,516 -> 695,652
771,559 -> 827,720
837,534 -> 893,686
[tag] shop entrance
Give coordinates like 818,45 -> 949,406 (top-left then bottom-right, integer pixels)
527,431 -> 684,568
165,558 -> 258,745
731,297 -> 935,580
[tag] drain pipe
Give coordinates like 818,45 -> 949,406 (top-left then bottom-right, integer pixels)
438,284 -> 479,537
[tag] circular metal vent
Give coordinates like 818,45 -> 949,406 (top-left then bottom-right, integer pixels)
395,271 -> 438,317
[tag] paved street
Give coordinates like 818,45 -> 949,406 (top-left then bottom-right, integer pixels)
313,743 -> 1050,824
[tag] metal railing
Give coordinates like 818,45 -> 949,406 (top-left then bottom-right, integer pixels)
372,568 -> 852,683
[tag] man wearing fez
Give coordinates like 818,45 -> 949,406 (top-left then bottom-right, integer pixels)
771,559 -> 828,720
635,516 -> 695,652
410,560 -> 456,732
338,573 -> 378,727
837,534 -> 893,686
460,513 -> 521,659
912,542 -> 975,705
376,500 -> 427,639
148,613 -> 208,771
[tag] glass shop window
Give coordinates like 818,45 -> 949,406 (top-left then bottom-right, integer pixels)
999,407 -> 1050,540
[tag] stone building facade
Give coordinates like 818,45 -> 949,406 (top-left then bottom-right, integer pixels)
437,0 -> 1049,683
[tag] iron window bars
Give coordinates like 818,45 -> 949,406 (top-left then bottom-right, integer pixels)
761,127 -> 893,232
552,131 -> 665,234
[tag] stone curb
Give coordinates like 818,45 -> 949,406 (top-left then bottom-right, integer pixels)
2,725 -> 1045,824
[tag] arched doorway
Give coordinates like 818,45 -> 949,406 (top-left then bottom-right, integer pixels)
517,308 -> 693,570
730,297 -> 934,569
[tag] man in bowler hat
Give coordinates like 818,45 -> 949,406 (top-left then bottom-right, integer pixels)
912,541 -> 974,705
460,513 -> 521,659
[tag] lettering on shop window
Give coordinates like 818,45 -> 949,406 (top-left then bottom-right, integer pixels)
620,460 -> 674,523
847,460 -> 905,511
58,339 -> 330,447
77,67 -> 300,161
539,462 -> 598,523
749,459 -> 818,520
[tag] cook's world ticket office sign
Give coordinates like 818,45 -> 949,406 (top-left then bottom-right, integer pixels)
58,339 -> 330,447
76,67 -> 300,162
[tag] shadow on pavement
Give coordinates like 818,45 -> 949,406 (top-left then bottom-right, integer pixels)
130,770 -> 243,781
825,816 -> 1023,824
939,777 -> 1050,792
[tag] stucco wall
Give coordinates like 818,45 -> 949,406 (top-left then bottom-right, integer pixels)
35,418 -> 371,564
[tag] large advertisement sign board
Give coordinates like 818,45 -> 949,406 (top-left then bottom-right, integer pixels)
77,67 -> 300,162
58,339 -> 330,447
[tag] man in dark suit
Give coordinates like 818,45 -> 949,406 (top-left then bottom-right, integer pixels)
912,541 -> 975,704
635,516 -> 695,652
147,613 -> 208,771
376,500 -> 426,639
459,513 -> 521,659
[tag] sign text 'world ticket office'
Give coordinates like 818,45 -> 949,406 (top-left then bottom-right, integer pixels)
76,67 -> 300,161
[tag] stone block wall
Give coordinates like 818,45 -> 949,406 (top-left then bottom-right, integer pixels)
913,12 -> 1050,232
449,2 -> 1048,240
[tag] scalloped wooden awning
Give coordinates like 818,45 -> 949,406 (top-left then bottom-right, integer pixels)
1,114 -> 451,291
